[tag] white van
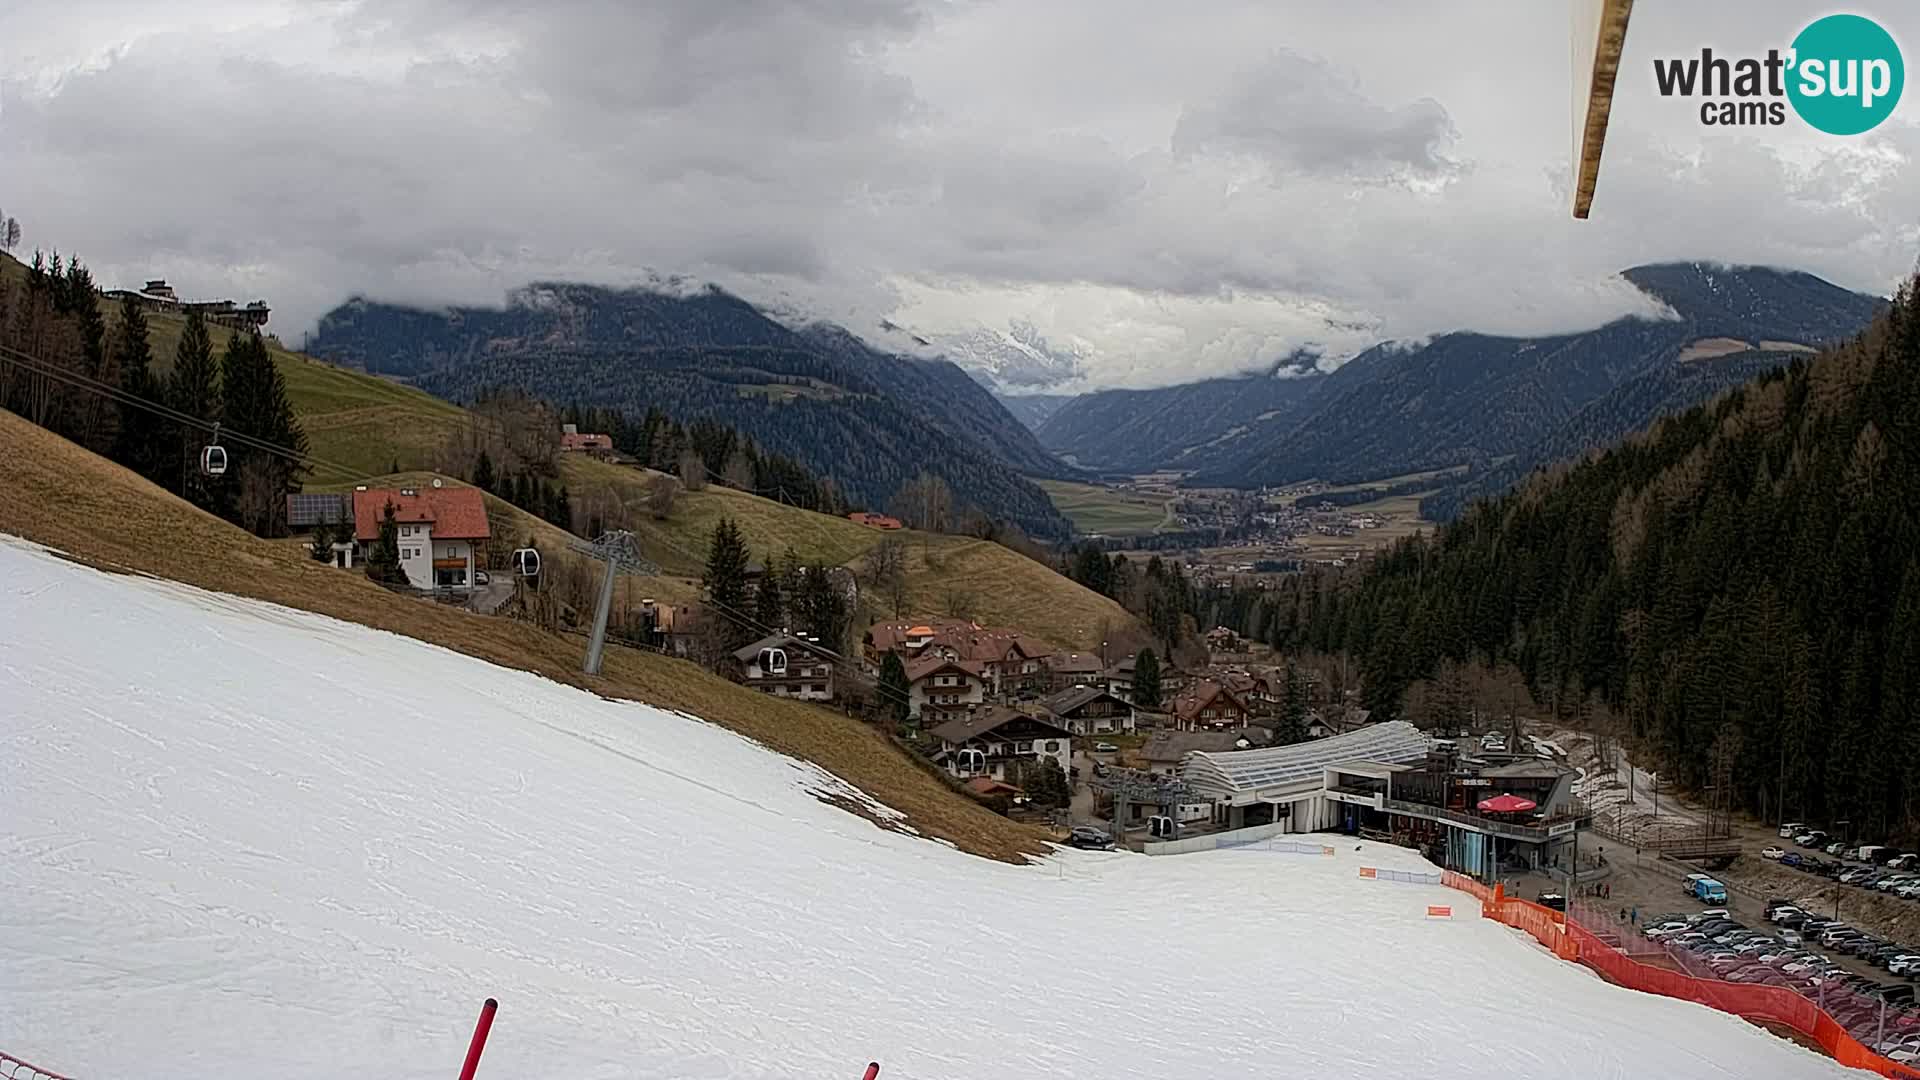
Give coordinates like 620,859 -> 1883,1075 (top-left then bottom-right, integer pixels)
1780,821 -> 1809,838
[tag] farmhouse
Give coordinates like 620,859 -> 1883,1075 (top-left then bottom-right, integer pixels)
1041,686 -> 1135,736
732,633 -> 835,702
847,512 -> 903,530
351,484 -> 489,590
928,705 -> 1073,784
1171,679 -> 1252,732
559,424 -> 614,455
906,656 -> 988,722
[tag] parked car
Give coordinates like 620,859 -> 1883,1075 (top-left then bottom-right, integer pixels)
1829,841 -> 1849,856
1093,742 -> 1119,753
1065,826 -> 1114,850
1763,846 -> 1787,860
1783,853 -> 1805,868
1780,821 -> 1810,838
1768,905 -> 1804,924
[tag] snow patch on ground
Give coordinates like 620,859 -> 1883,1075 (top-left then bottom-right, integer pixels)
0,537 -> 1854,1078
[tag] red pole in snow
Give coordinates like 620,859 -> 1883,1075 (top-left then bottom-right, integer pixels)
862,1064 -> 880,1080
457,998 -> 498,1080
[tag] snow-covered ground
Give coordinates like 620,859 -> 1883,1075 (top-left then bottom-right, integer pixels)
0,538 -> 1854,1078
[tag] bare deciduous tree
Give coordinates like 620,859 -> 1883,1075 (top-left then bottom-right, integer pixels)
942,584 -> 977,620
888,472 -> 953,534
866,537 -> 907,615
678,450 -> 708,491
648,474 -> 678,520
724,447 -> 754,490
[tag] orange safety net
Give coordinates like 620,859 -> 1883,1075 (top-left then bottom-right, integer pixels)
1437,876 -> 1920,1078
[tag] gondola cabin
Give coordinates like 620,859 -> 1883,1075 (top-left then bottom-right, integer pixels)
511,548 -> 541,578
731,633 -> 836,702
200,443 -> 228,476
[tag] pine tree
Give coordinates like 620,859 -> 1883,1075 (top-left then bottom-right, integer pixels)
554,485 -> 574,534
799,562 -> 849,651
166,310 -> 221,510
219,331 -> 308,536
474,449 -> 495,493
364,502 -> 409,586
878,651 -> 911,728
1133,648 -> 1163,710
703,517 -> 752,649
755,550 -> 786,631
1278,661 -> 1309,745
310,516 -> 335,562
109,299 -> 168,484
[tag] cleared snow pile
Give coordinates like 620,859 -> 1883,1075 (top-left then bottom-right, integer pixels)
0,538 -> 1853,1078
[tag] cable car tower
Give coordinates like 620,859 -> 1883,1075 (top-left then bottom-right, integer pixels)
1570,0 -> 1635,218
570,530 -> 661,676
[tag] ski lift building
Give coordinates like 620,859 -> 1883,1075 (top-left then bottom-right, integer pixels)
732,633 -> 836,702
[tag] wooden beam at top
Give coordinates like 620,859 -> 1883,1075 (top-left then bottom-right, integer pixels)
1573,0 -> 1635,219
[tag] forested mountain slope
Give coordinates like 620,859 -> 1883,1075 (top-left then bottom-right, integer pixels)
1190,264 -> 1883,489
307,285 -> 1071,538
1034,370 -> 1326,474
1296,276 -> 1920,836
1419,349 -> 1800,520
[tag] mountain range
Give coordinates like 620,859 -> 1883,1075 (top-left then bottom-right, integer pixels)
305,284 -> 1076,539
1026,264 -> 1884,511
1289,272 -> 1920,834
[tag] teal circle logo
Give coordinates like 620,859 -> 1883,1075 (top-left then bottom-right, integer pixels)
1787,14 -> 1904,135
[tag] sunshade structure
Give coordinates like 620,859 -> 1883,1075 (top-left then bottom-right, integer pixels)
1570,0 -> 1635,218
1478,793 -> 1538,813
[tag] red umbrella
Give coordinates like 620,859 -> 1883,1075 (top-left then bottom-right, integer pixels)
1478,793 -> 1537,813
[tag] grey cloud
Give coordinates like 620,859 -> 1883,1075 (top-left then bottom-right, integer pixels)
1171,50 -> 1461,183
1,0 -> 1914,392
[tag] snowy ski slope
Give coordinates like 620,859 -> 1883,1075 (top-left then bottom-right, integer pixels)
0,538 -> 1855,1078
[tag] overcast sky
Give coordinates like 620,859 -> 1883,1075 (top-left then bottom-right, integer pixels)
3,1 -> 1916,390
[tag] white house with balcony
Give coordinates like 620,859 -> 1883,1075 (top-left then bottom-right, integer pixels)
351,483 -> 490,591
905,657 -> 987,722
928,705 -> 1073,784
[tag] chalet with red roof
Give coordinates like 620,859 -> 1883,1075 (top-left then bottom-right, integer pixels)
847,511 -> 903,530
866,617 -> 1053,697
559,424 -> 613,456
351,483 -> 490,591
1172,679 -> 1252,733
905,656 -> 987,722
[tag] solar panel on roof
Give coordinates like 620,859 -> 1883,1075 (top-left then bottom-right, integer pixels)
286,493 -> 352,527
